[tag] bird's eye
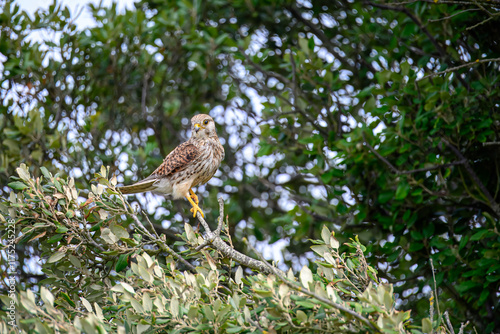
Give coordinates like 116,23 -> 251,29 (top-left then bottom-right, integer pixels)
203,120 -> 209,125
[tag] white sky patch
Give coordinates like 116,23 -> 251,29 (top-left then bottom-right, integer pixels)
15,0 -> 138,29
253,236 -> 288,268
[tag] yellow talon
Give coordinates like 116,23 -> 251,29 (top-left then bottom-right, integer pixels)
185,194 -> 204,218
190,206 -> 204,218
189,188 -> 199,205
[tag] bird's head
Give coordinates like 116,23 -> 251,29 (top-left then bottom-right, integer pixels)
190,114 -> 217,139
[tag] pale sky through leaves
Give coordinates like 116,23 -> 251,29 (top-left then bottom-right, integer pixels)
15,0 -> 138,29
13,0 -> 291,266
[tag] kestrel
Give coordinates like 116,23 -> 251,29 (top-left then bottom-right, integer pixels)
118,114 -> 224,218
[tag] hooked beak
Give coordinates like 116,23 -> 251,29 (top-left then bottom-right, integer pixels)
194,123 -> 205,133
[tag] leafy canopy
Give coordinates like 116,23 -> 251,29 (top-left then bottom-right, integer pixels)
0,0 -> 499,332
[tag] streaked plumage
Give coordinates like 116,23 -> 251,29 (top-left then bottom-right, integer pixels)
118,114 -> 224,217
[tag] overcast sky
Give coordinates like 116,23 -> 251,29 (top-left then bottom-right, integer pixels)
15,0 -> 138,29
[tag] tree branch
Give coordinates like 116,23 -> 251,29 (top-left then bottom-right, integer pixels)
442,139 -> 500,215
365,1 -> 446,57
130,213 -> 196,271
363,133 -> 466,175
286,5 -> 377,74
195,198 -> 287,276
420,58 -> 500,80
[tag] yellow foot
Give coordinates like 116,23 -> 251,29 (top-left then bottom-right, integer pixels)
185,194 -> 204,218
190,205 -> 205,218
189,188 -> 199,205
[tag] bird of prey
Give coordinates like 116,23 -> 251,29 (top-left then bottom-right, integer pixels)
118,114 -> 224,218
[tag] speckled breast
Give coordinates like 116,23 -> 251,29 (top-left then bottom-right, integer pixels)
192,137 -> 224,187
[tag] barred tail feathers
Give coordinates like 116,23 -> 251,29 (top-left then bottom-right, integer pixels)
117,179 -> 156,194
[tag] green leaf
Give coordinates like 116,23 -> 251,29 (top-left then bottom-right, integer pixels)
56,226 -> 69,233
89,221 -> 103,232
170,297 -> 179,318
470,229 -> 493,241
47,251 -> 66,263
68,255 -> 82,269
115,254 -> 130,272
422,317 -> 433,334
395,182 -> 410,200
378,191 -> 393,204
47,234 -> 64,244
60,292 -> 76,307
257,143 -> 273,157
226,326 -> 243,334
8,181 -> 28,190
300,265 -> 313,289
364,97 -> 376,113
296,300 -> 316,308
40,167 -> 51,179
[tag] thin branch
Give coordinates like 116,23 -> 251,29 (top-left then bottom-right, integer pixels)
83,224 -> 105,252
392,0 -> 500,5
237,46 -> 292,87
427,8 -> 480,23
290,51 -> 298,99
458,321 -> 470,334
130,213 -> 196,271
444,311 -> 455,334
143,211 -> 161,239
483,141 -> 500,146
443,139 -> 500,215
286,5 -> 377,74
363,133 -> 466,175
420,58 -> 500,80
195,198 -> 286,276
244,239 -> 381,333
141,70 -> 151,116
430,259 -> 442,318
365,1 -> 446,57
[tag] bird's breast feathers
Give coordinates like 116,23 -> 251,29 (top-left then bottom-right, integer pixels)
150,137 -> 223,198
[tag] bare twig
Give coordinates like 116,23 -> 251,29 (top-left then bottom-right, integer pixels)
237,46 -> 292,87
427,8 -> 480,23
130,213 -> 196,271
365,1 -> 446,57
286,5 -> 376,74
420,58 -> 500,80
458,321 -> 470,334
430,259 -> 442,319
443,139 -> 500,215
363,133 -> 466,175
444,311 -> 455,334
483,142 -> 500,146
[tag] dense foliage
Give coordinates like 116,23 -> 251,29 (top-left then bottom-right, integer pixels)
1,0 -> 499,332
1,166 -> 446,333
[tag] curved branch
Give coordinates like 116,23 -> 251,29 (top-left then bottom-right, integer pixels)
195,198 -> 287,276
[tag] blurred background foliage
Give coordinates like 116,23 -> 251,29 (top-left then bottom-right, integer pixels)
0,0 -> 499,331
